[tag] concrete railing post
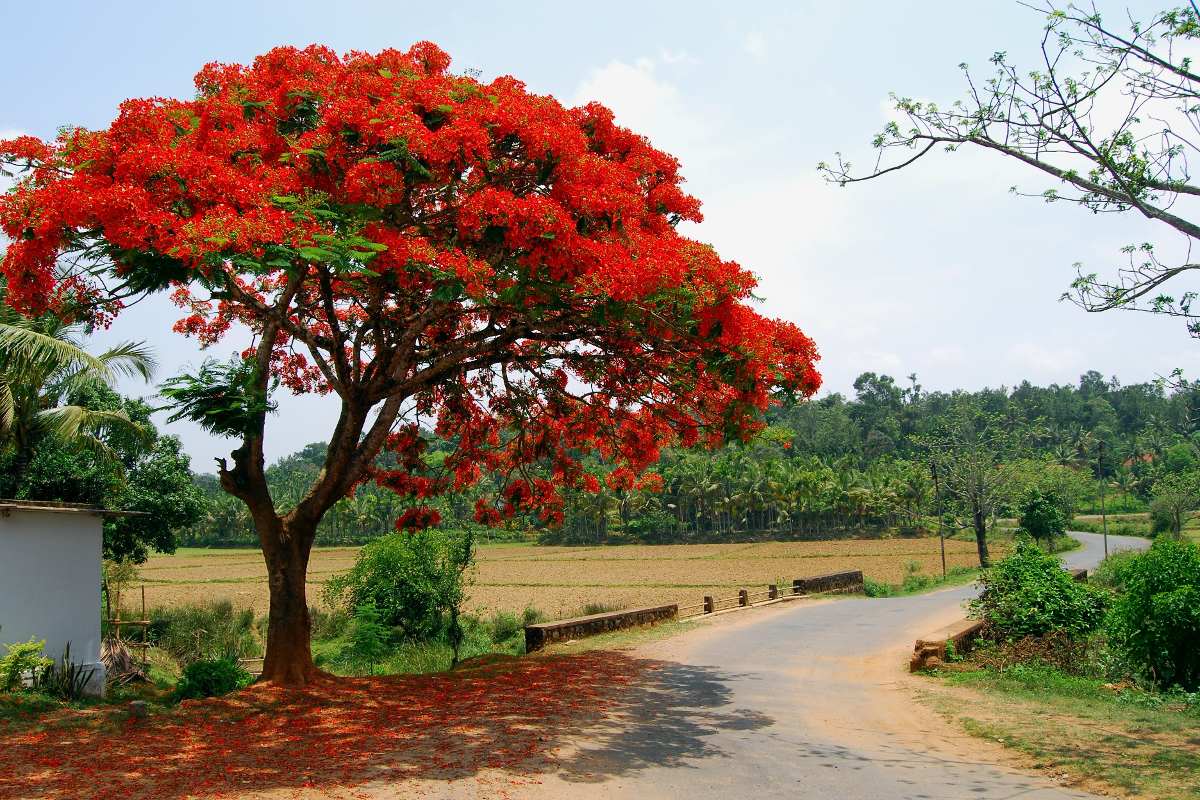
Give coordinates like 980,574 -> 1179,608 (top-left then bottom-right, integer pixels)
768,584 -> 778,600
738,589 -> 749,607
792,578 -> 803,595
703,595 -> 714,614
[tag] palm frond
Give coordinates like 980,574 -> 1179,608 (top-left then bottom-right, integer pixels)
0,322 -> 109,379
37,405 -> 154,447
0,379 -> 13,438
56,429 -> 122,468
97,341 -> 158,382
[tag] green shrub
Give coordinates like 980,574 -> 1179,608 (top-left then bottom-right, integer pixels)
309,606 -> 350,640
487,611 -> 523,644
346,604 -> 391,665
1150,503 -> 1175,536
0,639 -> 53,691
149,601 -> 260,667
863,578 -> 898,597
324,530 -> 473,641
902,573 -> 936,592
1090,550 -> 1142,592
1106,539 -> 1200,690
970,537 -> 1108,639
522,607 -> 547,626
1068,518 -> 1150,537
173,658 -> 253,701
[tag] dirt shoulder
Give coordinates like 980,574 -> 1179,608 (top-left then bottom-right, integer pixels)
914,666 -> 1200,800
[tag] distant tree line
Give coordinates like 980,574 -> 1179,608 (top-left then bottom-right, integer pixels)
182,370 -> 1200,555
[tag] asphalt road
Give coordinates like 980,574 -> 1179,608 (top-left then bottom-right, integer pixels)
526,532 -> 1149,800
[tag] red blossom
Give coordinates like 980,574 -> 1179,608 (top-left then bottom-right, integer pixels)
0,41 -> 821,530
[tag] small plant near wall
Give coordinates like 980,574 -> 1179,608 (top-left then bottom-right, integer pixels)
32,644 -> 95,701
0,637 -> 53,691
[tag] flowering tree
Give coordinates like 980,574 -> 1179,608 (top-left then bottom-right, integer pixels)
0,43 -> 821,684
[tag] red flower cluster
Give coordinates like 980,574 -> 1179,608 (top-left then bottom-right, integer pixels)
0,42 -> 821,529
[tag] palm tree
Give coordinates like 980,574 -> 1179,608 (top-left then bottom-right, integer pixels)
0,307 -> 156,491
1112,466 -> 1139,510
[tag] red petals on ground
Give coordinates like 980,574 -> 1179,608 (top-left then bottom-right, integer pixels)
0,652 -> 643,800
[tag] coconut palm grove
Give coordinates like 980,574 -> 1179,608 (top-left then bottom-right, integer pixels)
1,4 -> 1198,800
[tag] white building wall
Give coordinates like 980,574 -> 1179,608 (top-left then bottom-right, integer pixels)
0,508 -> 105,696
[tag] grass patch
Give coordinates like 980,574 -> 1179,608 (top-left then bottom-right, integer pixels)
0,678 -> 178,737
864,565 -> 980,597
924,661 -> 1200,799
0,691 -> 63,732
311,609 -> 533,677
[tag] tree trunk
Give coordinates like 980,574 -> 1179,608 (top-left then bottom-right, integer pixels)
973,508 -> 990,568
259,520 -> 324,686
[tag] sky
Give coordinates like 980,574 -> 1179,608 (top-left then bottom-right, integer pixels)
0,0 -> 1193,469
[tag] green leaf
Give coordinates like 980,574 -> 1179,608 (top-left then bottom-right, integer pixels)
297,246 -> 336,263
432,282 -> 464,303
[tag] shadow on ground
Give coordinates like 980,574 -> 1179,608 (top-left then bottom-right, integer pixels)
0,652 -> 769,799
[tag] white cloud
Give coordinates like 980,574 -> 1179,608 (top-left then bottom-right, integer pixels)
855,349 -> 905,374
658,48 -> 698,66
927,345 -> 966,367
1005,341 -> 1082,375
572,57 -> 704,162
743,31 -> 768,62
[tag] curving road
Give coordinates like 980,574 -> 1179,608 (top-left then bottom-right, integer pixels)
515,532 -> 1149,800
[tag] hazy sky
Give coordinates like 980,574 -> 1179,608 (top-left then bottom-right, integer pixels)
1,0 -> 1192,469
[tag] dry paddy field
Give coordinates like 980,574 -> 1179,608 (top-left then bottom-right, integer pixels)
137,537 -> 988,619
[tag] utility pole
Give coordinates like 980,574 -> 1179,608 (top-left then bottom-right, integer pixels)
1098,440 -> 1109,558
931,460 -> 946,579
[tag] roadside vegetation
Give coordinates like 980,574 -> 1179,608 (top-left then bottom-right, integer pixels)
920,536 -> 1200,798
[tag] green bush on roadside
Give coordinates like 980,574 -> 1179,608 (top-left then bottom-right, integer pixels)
487,611 -> 523,644
970,537 -> 1108,639
863,566 -> 975,598
1106,538 -> 1200,691
863,578 -> 897,597
1017,489 -> 1067,547
1067,518 -> 1150,537
1090,550 -> 1142,592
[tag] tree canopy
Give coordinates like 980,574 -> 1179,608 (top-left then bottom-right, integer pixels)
0,42 -> 820,684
